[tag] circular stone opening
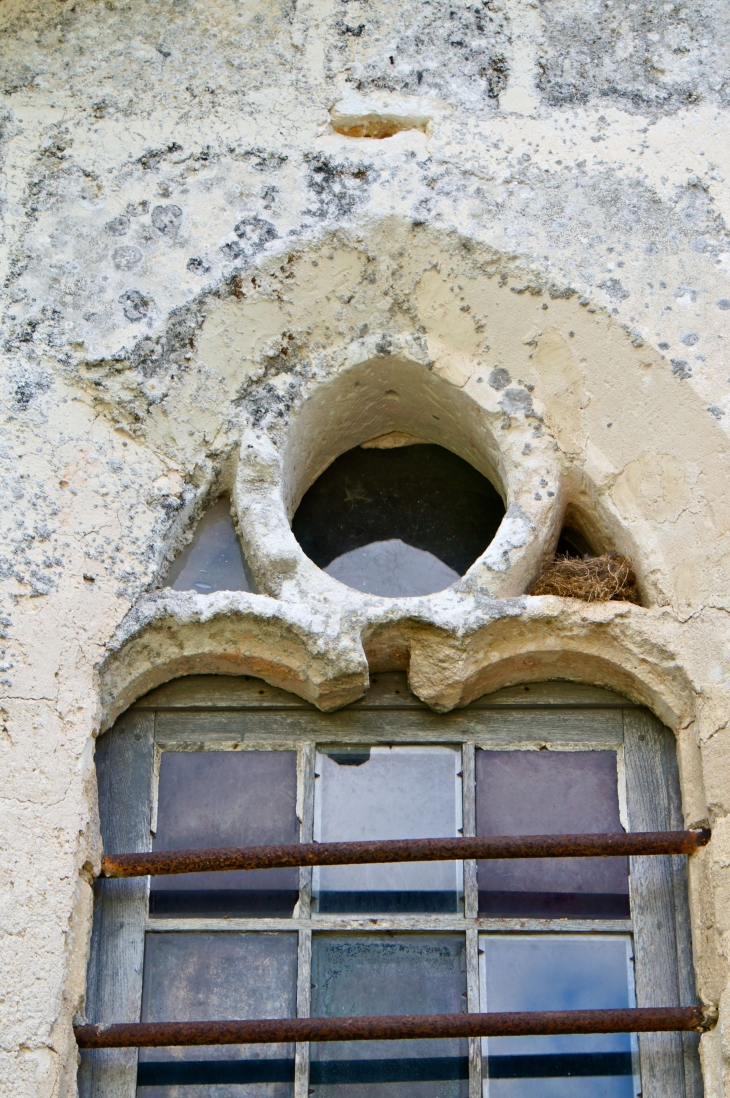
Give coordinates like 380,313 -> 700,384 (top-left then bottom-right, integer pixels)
291,442 -> 506,597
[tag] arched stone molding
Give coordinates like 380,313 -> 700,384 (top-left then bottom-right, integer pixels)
98,591 -> 370,728
101,589 -> 697,729
403,600 -> 697,727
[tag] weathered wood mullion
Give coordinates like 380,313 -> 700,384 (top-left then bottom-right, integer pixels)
664,727 -> 704,1098
297,743 -> 315,920
85,710 -> 154,1098
624,707 -> 698,1098
149,743 -> 162,838
463,738 -> 479,1098
295,744 -> 315,1097
131,673 -> 627,712
152,706 -> 625,749
143,915 -> 633,933
462,742 -> 478,923
466,926 -> 481,1098
295,927 -> 312,1098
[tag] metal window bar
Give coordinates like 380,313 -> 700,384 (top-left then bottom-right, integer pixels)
84,830 -> 712,1053
75,1006 -> 714,1048
100,829 -> 710,878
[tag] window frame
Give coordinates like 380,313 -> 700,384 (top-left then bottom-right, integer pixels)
80,673 -> 701,1098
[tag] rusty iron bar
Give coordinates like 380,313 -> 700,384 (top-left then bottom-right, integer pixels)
100,829 -> 711,879
74,1006 -> 711,1049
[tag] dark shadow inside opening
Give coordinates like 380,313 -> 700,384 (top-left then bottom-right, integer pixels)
555,525 -> 595,560
292,443 -> 505,597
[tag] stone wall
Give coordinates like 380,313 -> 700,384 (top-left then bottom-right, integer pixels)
2,0 -> 730,1094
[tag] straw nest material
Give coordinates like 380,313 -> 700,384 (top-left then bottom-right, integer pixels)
529,552 -> 640,604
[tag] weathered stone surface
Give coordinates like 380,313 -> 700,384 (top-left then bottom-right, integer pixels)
3,0 -> 730,1094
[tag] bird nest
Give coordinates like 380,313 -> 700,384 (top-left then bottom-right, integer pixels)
529,552 -> 640,604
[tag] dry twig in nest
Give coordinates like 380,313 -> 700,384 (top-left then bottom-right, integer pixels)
529,552 -> 640,604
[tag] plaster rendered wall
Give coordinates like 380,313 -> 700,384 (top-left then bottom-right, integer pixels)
2,1 -> 730,1096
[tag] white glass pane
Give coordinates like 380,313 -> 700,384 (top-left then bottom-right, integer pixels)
313,746 -> 463,914
310,933 -> 468,1098
479,935 -> 639,1098
165,497 -> 254,593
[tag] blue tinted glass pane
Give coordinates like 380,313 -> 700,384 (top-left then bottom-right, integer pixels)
165,497 -> 254,593
150,751 -> 298,918
313,746 -> 462,915
292,444 -> 505,597
476,751 -> 629,918
138,932 -> 297,1097
310,934 -> 468,1098
325,539 -> 460,597
480,935 -> 639,1098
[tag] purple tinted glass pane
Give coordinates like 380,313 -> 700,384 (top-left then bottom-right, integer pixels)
165,497 -> 254,593
480,935 -> 638,1098
150,751 -> 298,918
138,932 -> 297,1097
310,934 -> 468,1098
476,751 -> 629,918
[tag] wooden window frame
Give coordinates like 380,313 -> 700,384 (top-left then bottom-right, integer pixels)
80,673 -> 702,1098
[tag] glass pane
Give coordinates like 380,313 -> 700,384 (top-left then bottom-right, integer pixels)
310,934 -> 468,1098
479,935 -> 639,1098
165,497 -> 254,593
138,932 -> 297,1097
313,746 -> 462,915
325,540 -> 460,597
476,751 -> 629,918
150,751 -> 299,918
291,443 -> 505,597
